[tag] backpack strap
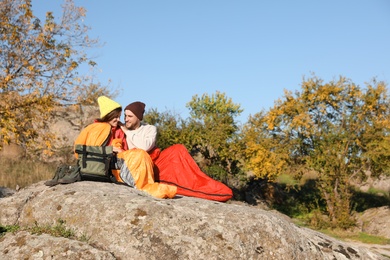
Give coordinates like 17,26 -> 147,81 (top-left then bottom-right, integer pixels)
102,130 -> 112,146
102,146 -> 111,176
81,145 -> 87,169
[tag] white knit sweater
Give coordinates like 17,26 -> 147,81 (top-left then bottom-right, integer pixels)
123,123 -> 157,152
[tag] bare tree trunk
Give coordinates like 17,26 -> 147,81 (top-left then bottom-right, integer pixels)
321,186 -> 335,222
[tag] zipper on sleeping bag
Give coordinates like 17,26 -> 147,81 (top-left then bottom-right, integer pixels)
157,180 -> 232,199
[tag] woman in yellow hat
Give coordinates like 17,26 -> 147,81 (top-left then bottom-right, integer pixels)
64,96 -> 177,199
45,96 -> 127,186
88,96 -> 128,151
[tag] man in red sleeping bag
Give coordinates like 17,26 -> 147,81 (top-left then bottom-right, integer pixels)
121,101 -> 233,202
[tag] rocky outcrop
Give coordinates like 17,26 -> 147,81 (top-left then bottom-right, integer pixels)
1,105 -> 99,162
43,105 -> 99,162
0,182 -> 386,259
356,206 -> 390,239
0,187 -> 15,198
0,231 -> 115,260
350,170 -> 390,195
48,105 -> 99,147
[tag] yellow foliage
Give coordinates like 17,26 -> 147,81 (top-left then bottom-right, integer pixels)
243,76 -> 390,182
0,0 -> 104,157
245,142 -> 287,181
242,75 -> 390,227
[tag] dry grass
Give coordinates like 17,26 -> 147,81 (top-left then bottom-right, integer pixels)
0,157 -> 57,190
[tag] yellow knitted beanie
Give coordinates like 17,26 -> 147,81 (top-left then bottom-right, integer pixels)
97,96 -> 121,118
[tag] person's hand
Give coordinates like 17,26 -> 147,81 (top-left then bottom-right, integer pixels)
112,138 -> 122,148
112,139 -> 123,153
113,146 -> 123,153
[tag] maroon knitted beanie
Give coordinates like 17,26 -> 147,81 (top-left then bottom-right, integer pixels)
125,101 -> 145,120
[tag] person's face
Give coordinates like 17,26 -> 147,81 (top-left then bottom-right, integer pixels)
108,111 -> 121,128
124,109 -> 140,130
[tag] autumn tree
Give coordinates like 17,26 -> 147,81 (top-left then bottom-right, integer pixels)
144,91 -> 244,182
185,91 -> 244,178
242,76 -> 390,228
242,110 -> 290,181
144,108 -> 188,150
0,0 -> 109,155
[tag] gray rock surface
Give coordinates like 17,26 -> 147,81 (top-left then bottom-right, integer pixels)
0,231 -> 115,260
0,186 -> 15,198
356,206 -> 390,239
0,182 -> 387,260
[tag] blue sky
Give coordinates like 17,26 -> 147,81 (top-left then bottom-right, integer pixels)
32,1 -> 390,123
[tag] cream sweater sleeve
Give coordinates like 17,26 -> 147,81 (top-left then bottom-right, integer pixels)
125,124 -> 157,152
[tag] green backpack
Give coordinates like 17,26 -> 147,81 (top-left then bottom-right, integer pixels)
74,144 -> 115,182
